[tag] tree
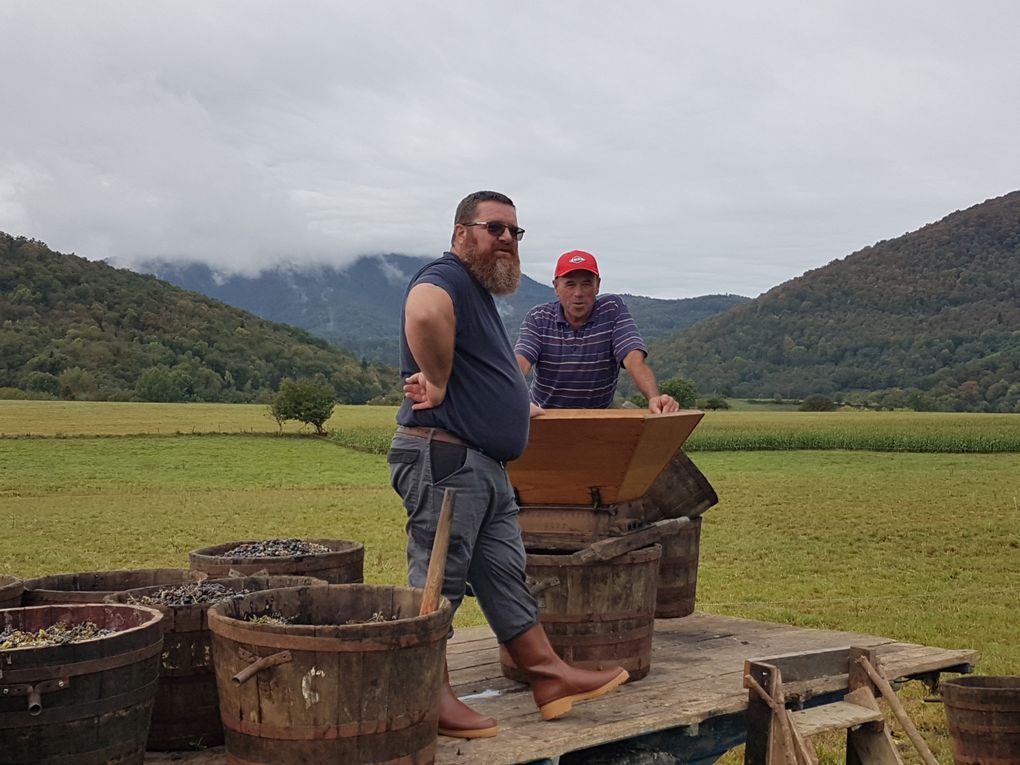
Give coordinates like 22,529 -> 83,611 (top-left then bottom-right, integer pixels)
135,367 -> 186,402
270,377 -> 336,435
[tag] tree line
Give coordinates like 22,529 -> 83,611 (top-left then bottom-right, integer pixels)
649,191 -> 1020,412
0,234 -> 399,404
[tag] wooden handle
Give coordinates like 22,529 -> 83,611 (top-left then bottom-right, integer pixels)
527,576 -> 561,597
419,488 -> 456,616
571,517 -> 689,564
232,650 -> 293,685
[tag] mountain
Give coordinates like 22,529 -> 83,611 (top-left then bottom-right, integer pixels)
650,191 -> 1020,412
146,256 -> 749,363
0,233 -> 397,403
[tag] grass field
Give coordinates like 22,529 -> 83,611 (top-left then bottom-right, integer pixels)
1,400 -> 1018,762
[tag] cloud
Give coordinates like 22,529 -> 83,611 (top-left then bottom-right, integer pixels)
2,1 -> 1018,297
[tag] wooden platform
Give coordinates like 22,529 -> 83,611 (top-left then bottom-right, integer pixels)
145,613 -> 976,765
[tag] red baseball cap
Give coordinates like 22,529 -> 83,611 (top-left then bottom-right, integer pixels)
554,250 -> 600,279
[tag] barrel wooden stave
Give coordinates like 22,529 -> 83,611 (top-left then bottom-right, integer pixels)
209,584 -> 450,765
501,545 -> 660,683
0,603 -> 163,765
189,539 -> 365,584
655,517 -> 702,618
0,574 -> 23,610
107,575 -> 326,751
22,569 -> 206,606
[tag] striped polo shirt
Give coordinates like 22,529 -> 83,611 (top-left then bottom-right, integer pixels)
514,295 -> 646,408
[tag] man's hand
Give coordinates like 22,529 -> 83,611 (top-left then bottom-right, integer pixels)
404,372 -> 448,410
648,394 -> 680,414
529,401 -> 545,418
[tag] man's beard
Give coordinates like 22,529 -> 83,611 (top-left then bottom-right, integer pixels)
459,242 -> 521,296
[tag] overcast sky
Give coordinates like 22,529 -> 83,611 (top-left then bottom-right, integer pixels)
2,2 -> 1018,299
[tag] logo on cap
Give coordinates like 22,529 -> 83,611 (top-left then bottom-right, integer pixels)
555,250 -> 600,278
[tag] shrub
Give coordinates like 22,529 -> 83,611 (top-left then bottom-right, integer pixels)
660,377 -> 698,408
698,397 -> 730,410
799,394 -> 838,412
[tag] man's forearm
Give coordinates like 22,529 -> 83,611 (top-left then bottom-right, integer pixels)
630,364 -> 660,401
623,351 -> 660,401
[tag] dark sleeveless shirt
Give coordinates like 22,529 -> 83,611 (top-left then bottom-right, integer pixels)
396,253 -> 530,462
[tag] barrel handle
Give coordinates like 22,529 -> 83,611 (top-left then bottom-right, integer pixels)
232,650 -> 293,686
228,567 -> 269,577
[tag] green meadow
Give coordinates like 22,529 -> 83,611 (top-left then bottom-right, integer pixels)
1,400 -> 1018,762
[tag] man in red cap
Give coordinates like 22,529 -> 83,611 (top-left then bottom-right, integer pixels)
515,250 -> 680,413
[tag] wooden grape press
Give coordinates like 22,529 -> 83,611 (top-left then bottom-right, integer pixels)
508,409 -> 716,620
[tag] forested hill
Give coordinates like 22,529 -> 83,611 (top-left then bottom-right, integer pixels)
650,191 -> 1020,412
0,233 -> 397,403
147,256 -> 748,363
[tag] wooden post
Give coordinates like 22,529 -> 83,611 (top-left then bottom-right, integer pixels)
419,488 -> 456,616
744,661 -> 798,765
846,647 -> 905,765
855,654 -> 938,765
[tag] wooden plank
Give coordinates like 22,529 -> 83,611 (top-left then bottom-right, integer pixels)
790,701 -> 883,737
744,646 -> 853,682
848,725 -> 905,765
507,410 -> 703,505
617,413 -> 703,502
570,518 -> 689,563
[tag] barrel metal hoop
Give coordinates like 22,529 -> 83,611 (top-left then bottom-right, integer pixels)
0,676 -> 69,697
27,740 -> 143,765
221,708 -> 431,740
0,676 -> 158,728
225,745 -> 434,765
538,611 -> 652,623
210,619 -> 446,652
938,705 -> 1020,718
546,625 -> 653,646
0,640 -> 162,683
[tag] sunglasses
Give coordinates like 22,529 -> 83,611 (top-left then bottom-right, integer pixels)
464,220 -> 525,241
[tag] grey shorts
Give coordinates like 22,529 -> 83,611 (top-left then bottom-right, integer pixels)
387,433 -> 538,643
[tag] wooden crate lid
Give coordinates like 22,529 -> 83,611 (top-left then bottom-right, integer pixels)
508,409 -> 704,506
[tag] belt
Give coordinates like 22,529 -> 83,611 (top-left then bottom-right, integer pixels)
397,426 -> 469,448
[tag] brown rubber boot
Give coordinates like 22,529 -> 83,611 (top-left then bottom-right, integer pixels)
437,665 -> 499,739
502,624 -> 629,720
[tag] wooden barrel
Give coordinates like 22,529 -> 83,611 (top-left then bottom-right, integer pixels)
0,603 -> 163,764
22,568 -> 206,606
106,575 -> 328,752
654,516 -> 703,618
1,574 -> 23,609
208,584 -> 451,765
500,545 -> 661,683
190,539 -> 365,584
942,675 -> 1020,764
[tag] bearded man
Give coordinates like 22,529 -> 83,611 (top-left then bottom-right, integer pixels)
388,191 -> 628,739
